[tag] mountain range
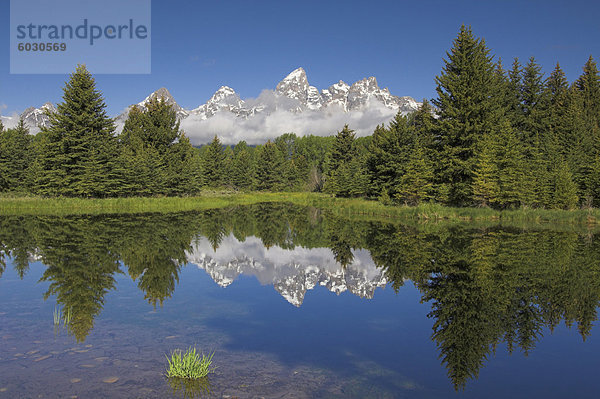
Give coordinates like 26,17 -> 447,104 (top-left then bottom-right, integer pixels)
4,67 -> 421,142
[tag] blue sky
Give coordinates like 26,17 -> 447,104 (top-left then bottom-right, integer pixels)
1,0 -> 600,116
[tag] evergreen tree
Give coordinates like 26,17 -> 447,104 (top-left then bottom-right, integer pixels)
506,58 -> 524,127
575,56 -> 600,130
230,141 -> 254,190
412,99 -> 436,144
573,56 -> 600,204
324,125 -> 359,196
119,108 -> 165,196
324,124 -> 356,175
495,123 -> 527,208
396,142 -> 434,205
472,135 -> 500,207
222,145 -> 235,188
432,25 -> 504,205
0,119 -> 32,192
366,114 -> 414,197
551,160 -> 579,210
523,134 -> 553,208
33,65 -> 118,197
543,63 -> 571,162
254,141 -> 285,191
520,57 -> 545,138
292,154 -> 310,190
329,156 -> 369,198
472,122 -> 528,208
202,135 -> 226,188
120,98 -> 198,195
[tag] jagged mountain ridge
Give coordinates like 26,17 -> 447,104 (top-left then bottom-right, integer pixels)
186,235 -> 388,307
21,102 -> 56,130
11,67 -> 421,134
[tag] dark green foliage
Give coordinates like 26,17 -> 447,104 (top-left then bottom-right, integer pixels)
472,134 -> 500,207
396,142 -> 434,205
520,57 -> 545,137
202,136 -> 226,188
432,25 -> 504,206
229,141 -> 254,190
551,161 -> 579,210
505,58 -> 524,127
324,125 -> 362,197
366,115 -> 414,197
326,156 -> 369,198
324,124 -> 356,176
254,141 -> 285,191
0,119 -> 33,192
119,98 -> 200,196
572,56 -> 600,205
33,65 -> 119,197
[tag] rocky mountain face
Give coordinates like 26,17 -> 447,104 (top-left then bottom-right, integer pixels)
186,235 -> 387,307
272,68 -> 420,113
10,102 -> 57,132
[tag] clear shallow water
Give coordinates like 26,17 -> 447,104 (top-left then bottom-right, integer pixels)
0,204 -> 599,398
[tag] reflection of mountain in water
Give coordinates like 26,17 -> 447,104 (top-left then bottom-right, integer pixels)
187,235 -> 386,306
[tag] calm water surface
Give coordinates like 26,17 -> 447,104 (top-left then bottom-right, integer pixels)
0,203 -> 599,398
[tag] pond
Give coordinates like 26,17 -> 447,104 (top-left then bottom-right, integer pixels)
0,203 -> 599,398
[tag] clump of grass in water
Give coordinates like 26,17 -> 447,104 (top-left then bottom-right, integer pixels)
166,347 -> 215,379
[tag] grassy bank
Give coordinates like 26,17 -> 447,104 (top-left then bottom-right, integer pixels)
0,191 -> 598,226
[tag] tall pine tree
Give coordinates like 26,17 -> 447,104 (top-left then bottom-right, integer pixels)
33,65 -> 118,197
432,25 -> 504,206
0,119 -> 32,192
202,135 -> 226,188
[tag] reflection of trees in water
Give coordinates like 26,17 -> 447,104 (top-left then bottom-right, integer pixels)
1,205 -> 600,388
367,224 -> 600,390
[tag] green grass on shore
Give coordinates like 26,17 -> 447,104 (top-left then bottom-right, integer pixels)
0,191 -> 598,226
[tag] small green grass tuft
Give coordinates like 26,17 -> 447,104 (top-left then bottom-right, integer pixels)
165,347 -> 215,380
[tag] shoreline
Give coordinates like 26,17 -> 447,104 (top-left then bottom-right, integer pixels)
0,192 -> 598,227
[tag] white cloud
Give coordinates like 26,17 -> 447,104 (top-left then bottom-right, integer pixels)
179,99 -> 397,145
0,110 -> 20,129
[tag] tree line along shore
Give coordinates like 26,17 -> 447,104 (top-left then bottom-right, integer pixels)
1,25 -> 599,218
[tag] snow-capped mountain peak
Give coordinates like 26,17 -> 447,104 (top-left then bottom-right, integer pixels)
210,86 -> 237,101
139,87 -> 174,106
275,67 -> 312,109
137,87 -> 189,119
19,102 -> 57,131
190,85 -> 247,120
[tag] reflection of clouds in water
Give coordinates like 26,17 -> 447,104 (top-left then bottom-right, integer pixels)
186,234 -> 381,286
186,234 -> 387,306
